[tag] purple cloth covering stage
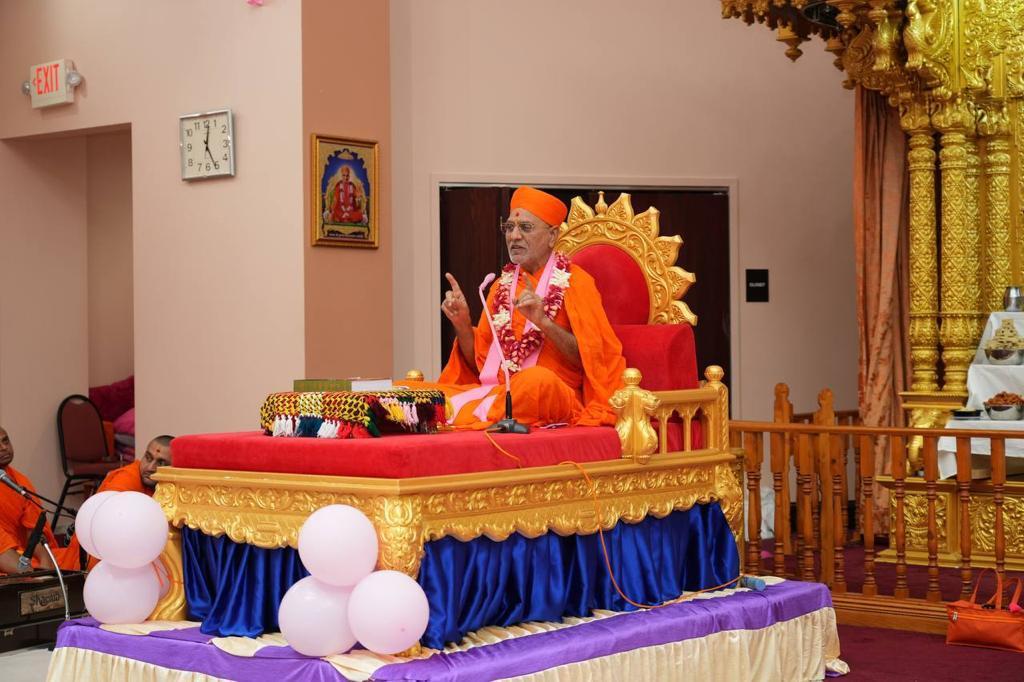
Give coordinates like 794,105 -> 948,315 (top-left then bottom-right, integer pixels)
54,580 -> 832,681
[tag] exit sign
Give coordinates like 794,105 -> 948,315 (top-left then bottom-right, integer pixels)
28,59 -> 74,109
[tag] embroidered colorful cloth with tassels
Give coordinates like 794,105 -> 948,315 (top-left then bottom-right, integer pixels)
260,389 -> 449,439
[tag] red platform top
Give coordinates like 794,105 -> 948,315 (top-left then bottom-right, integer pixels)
171,426 -> 622,479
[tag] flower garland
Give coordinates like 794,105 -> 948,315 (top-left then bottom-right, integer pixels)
492,252 -> 572,373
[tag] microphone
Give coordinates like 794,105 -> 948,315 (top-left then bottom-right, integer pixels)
477,272 -> 529,434
17,512 -> 47,572
0,469 -> 29,497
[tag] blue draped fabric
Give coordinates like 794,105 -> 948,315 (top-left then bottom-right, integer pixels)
419,501 -> 738,647
182,502 -> 737,647
183,529 -> 309,637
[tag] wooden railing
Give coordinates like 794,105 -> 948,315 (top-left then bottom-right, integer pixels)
730,418 -> 1024,633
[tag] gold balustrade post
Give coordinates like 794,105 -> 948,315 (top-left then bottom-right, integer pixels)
980,102 -> 1013,313
901,99 -> 941,392
934,97 -> 981,394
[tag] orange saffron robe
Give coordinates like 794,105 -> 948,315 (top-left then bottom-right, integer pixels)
420,262 -> 626,428
98,461 -> 150,495
0,466 -> 79,572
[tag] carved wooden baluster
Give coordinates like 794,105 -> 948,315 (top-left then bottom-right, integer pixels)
773,384 -> 794,556
797,434 -> 815,581
956,436 -> 973,598
992,437 -> 1007,581
817,431 -> 834,586
811,439 -> 822,552
832,434 -> 846,593
891,435 -> 909,599
770,430 -> 787,577
744,432 -> 763,575
853,430 -> 862,543
859,434 -> 877,597
923,435 -> 941,602
839,433 -> 849,544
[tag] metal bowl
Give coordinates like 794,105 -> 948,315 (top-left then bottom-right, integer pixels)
1005,285 -> 1024,312
984,348 -> 1024,365
985,403 -> 1024,420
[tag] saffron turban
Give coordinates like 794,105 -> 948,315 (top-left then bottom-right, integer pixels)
510,186 -> 568,227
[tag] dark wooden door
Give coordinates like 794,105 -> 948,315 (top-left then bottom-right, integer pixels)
439,186 -> 731,390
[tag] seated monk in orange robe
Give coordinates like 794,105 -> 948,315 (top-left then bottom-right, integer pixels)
98,435 -> 173,496
71,435 -> 173,570
0,426 -> 79,574
417,187 -> 626,429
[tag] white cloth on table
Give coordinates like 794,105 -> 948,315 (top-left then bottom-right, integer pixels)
937,418 -> 1024,479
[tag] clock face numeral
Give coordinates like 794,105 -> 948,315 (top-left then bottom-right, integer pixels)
179,109 -> 234,181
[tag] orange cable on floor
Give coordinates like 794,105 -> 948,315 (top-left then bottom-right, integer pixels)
483,430 -> 524,468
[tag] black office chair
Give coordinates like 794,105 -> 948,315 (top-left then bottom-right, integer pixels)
55,394 -> 120,531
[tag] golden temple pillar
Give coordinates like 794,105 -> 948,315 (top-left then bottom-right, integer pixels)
901,99 -> 941,392
980,102 -> 1014,314
933,97 -> 981,394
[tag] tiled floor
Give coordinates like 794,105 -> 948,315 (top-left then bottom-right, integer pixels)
0,645 -> 52,681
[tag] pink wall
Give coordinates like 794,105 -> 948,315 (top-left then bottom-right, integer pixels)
0,1 -> 306,494
0,137 -> 89,497
302,0 -> 393,378
87,130 -> 134,388
390,0 -> 859,420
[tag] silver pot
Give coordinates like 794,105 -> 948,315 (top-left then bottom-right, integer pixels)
1005,286 -> 1024,312
986,403 -> 1024,420
985,348 -> 1024,365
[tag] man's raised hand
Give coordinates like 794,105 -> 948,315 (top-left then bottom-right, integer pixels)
515,277 -> 546,327
442,272 -> 471,329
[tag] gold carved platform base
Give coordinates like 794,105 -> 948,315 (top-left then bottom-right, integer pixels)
149,450 -> 742,620
876,475 -> 1024,571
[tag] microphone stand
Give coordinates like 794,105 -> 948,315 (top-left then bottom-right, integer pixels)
41,540 -> 71,621
478,272 -> 530,434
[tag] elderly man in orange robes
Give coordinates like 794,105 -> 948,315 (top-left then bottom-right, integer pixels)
427,186 -> 626,429
98,435 -> 173,495
0,426 -> 79,573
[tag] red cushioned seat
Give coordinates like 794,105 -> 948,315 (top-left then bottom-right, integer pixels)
173,427 -> 622,478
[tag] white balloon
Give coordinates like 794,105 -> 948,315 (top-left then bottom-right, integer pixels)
91,492 -> 168,569
75,491 -> 117,559
298,505 -> 378,587
348,570 -> 430,655
84,561 -> 161,624
278,577 -> 357,657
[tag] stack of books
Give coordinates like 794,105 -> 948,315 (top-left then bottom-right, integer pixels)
292,378 -> 394,392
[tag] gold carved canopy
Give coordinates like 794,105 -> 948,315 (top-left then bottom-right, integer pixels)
723,0 -> 1024,415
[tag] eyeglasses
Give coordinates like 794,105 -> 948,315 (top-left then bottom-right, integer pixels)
499,220 -> 541,236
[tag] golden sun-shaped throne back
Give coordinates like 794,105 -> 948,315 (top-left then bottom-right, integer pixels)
554,191 -> 697,326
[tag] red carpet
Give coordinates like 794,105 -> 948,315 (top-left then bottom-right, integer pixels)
838,624 -> 1023,681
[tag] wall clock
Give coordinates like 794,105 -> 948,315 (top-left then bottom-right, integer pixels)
179,108 -> 235,181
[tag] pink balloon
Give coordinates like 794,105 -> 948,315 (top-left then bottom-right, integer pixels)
278,577 -> 356,657
298,505 -> 378,587
84,561 -> 161,624
348,571 -> 429,655
91,492 -> 168,569
75,491 -> 117,559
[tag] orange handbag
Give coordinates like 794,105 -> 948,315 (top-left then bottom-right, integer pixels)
946,569 -> 1024,653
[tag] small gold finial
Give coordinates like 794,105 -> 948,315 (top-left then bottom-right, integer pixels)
405,369 -> 425,382
595,191 -> 608,216
704,365 -> 725,384
622,367 -> 643,386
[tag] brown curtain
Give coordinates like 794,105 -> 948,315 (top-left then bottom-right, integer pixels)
853,86 -> 911,533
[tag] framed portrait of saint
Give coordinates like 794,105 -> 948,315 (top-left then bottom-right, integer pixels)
311,135 -> 379,248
